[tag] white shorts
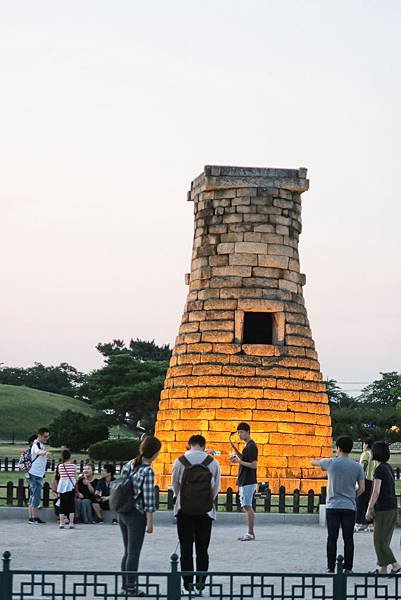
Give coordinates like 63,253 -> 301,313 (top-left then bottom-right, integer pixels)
239,484 -> 257,508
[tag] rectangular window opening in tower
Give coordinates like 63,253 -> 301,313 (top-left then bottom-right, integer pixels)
243,312 -> 274,345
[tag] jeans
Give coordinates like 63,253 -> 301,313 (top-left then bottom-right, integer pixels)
176,512 -> 213,591
373,509 -> 397,566
75,498 -> 93,523
356,479 -> 372,524
119,509 -> 147,589
326,509 -> 356,571
28,474 -> 43,508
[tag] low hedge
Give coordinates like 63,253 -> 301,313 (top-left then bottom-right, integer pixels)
88,438 -> 140,461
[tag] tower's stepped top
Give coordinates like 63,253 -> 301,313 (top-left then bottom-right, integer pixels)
189,165 -> 309,199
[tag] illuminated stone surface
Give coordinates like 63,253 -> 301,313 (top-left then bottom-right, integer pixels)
155,166 -> 332,493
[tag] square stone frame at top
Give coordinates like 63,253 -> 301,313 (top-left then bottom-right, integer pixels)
234,301 -> 285,348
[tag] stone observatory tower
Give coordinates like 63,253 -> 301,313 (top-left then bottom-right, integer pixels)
154,165 -> 332,493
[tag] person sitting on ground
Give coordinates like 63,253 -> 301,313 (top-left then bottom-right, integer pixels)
76,463 -> 102,524
57,449 -> 77,530
312,435 -> 365,574
366,441 -> 401,575
95,463 -> 118,524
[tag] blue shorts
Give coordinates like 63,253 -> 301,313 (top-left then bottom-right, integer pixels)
239,484 -> 256,508
28,474 -> 43,508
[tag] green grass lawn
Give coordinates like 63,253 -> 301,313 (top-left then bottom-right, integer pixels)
0,384 -> 96,442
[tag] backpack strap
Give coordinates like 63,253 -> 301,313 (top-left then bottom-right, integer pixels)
178,455 -> 192,468
201,455 -> 214,467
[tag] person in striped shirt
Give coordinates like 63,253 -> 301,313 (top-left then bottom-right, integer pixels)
56,449 -> 77,529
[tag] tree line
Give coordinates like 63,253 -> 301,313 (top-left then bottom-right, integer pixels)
1,340 -> 400,451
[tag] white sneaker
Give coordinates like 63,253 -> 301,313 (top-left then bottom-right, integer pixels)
68,524 -> 75,529
59,524 -> 65,529
238,533 -> 255,541
181,587 -> 190,596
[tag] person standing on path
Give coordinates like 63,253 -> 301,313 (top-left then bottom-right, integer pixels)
119,436 -> 161,596
312,436 -> 365,573
57,449 -> 77,529
28,428 -> 51,524
230,422 -> 258,542
355,438 -> 376,532
365,441 -> 401,575
172,434 -> 221,594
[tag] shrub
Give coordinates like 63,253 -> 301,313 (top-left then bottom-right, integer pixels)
88,438 -> 140,461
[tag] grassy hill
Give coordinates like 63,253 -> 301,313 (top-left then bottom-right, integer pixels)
0,384 -> 96,442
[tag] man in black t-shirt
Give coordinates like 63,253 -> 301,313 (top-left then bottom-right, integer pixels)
230,422 -> 258,541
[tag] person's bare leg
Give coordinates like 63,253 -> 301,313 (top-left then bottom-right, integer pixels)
92,503 -> 102,519
69,512 -> 75,525
245,507 -> 255,536
391,561 -> 401,572
59,513 -> 65,527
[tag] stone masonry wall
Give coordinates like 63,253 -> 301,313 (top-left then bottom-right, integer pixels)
154,166 -> 332,493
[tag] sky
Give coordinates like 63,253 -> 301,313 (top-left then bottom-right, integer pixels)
1,1 -> 400,393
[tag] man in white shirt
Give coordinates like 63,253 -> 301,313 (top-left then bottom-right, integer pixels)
28,428 -> 50,524
172,435 -> 221,594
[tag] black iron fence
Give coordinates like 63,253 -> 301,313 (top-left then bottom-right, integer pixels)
0,479 -> 326,513
2,457 -> 401,480
1,551 -> 400,600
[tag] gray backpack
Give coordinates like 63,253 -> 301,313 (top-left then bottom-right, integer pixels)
109,462 -> 146,514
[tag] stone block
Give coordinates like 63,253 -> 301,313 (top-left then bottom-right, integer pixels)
254,224 -> 275,233
212,343 -> 242,354
174,420 -> 210,431
255,399 -> 288,411
201,331 -> 234,343
192,365 -> 222,376
197,288 -> 220,300
252,266 -> 283,279
203,299 -> 237,310
229,254 -> 258,266
221,398 -> 256,409
223,214 -> 243,224
200,353 -> 230,364
212,266 -> 252,277
191,398 -> 222,408
181,408 -> 216,420
216,408 -> 253,420
210,276 -> 242,288
220,233 -> 244,243
242,344 -> 280,357
186,343 -> 213,353
179,322 -> 200,334
199,320 -> 234,331
222,365 -> 256,377
209,255 -> 229,267
197,375 -> 235,387
267,245 -> 294,257
217,243 -> 235,254
188,311 -> 207,321
234,242 -> 268,254
228,387 -> 264,399
205,310 -> 235,320
188,386 -> 229,398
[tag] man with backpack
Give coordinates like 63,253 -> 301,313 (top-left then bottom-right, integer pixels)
27,428 -> 51,524
172,435 -> 221,595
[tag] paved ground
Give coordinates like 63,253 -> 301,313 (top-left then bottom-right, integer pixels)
2,515 -> 401,574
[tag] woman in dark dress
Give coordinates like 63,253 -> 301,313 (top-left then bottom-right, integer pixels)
366,441 -> 401,575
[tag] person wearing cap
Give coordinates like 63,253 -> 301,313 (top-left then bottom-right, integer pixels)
230,422 -> 258,541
